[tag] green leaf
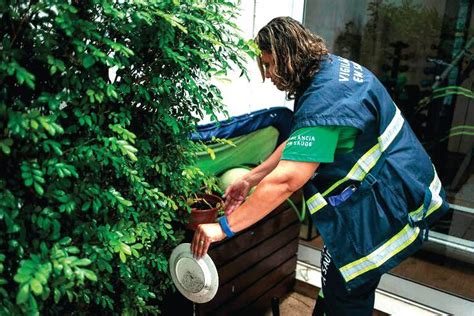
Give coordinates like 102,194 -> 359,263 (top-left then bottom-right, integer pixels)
81,201 -> 91,211
83,269 -> 97,282
39,118 -> 55,136
16,284 -> 30,304
82,55 -> 95,69
66,290 -> 73,302
120,243 -> 131,255
30,119 -> 39,129
34,271 -> 48,284
66,246 -> 80,254
33,175 -> 45,183
106,85 -> 118,99
30,278 -> 43,295
54,289 -> 61,304
59,237 -> 72,245
119,251 -> 126,263
34,182 -> 44,196
0,143 -> 11,154
126,151 -> 137,161
74,258 -> 91,266
15,65 -> 35,89
14,273 -> 31,283
50,65 -> 57,75
131,248 -> 139,258
18,266 -> 35,275
118,198 -> 132,207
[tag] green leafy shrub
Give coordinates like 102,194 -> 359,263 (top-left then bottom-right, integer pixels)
0,1 -> 256,314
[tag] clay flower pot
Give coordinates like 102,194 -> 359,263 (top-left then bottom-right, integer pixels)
186,193 -> 223,231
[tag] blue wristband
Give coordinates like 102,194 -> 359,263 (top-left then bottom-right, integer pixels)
218,216 -> 235,238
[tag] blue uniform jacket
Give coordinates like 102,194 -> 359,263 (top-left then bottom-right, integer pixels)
292,54 -> 450,290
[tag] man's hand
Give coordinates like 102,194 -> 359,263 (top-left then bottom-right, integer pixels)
223,178 -> 251,215
191,223 -> 226,259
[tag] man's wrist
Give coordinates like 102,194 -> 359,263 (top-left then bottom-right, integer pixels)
243,173 -> 256,187
218,216 -> 235,237
213,222 -> 226,240
245,171 -> 264,187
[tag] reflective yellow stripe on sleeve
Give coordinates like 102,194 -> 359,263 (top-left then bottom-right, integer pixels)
378,106 -> 404,152
409,166 -> 443,221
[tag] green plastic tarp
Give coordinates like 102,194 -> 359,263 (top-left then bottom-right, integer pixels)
196,126 -> 279,176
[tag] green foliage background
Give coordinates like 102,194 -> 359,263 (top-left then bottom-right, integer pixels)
0,0 -> 256,314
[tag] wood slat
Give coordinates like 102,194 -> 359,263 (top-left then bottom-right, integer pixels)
239,272 -> 297,316
217,222 -> 300,285
208,256 -> 297,315
209,207 -> 299,266
200,238 -> 298,312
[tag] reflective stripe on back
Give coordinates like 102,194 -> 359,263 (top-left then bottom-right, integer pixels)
340,224 -> 420,282
321,104 -> 404,197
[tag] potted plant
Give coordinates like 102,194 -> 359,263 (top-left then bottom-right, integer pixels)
186,193 -> 224,231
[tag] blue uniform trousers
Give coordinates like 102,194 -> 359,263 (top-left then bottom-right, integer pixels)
312,246 -> 381,316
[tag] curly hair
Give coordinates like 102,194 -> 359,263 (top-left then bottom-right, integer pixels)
255,17 -> 329,99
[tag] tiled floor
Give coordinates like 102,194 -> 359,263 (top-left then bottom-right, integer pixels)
263,291 -> 315,316
263,287 -> 389,316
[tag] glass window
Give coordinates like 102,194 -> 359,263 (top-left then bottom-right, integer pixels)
304,0 -> 474,300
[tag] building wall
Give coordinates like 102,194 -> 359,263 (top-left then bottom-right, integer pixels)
201,0 -> 305,123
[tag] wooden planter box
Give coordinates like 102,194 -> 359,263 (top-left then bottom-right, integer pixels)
163,193 -> 301,315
